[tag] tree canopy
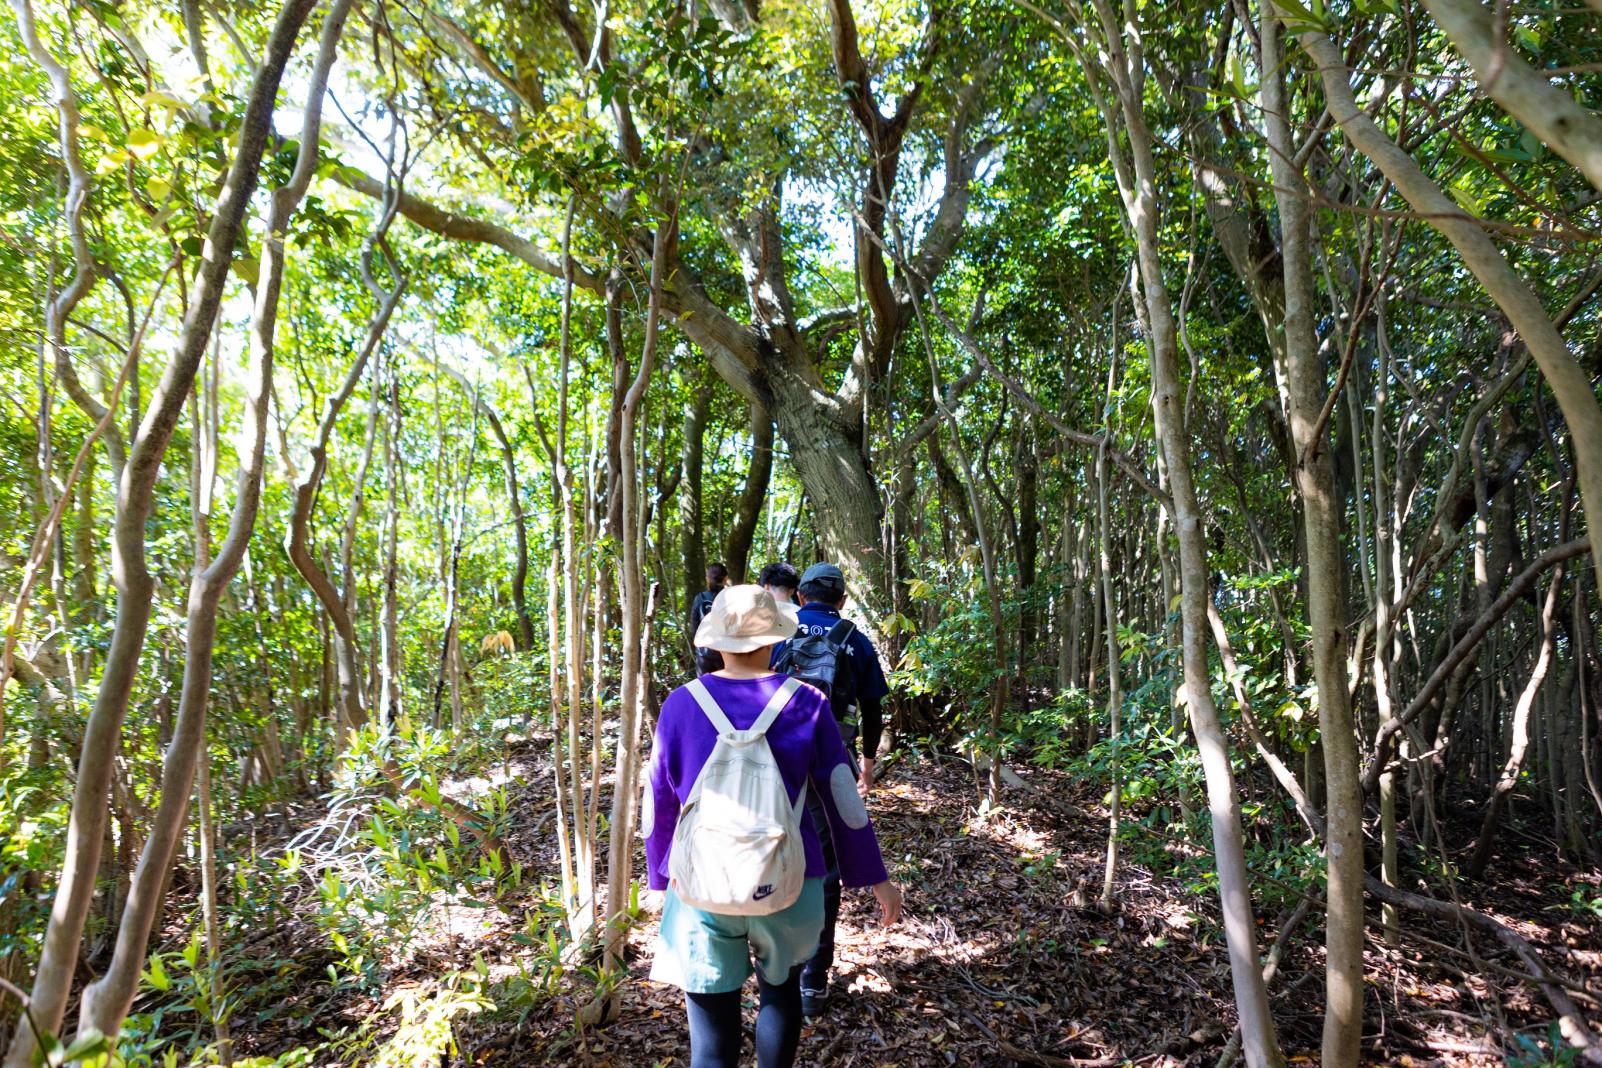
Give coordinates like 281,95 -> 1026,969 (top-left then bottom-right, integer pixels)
3,0 -> 1602,1064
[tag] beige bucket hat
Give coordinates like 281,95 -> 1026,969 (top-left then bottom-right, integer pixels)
694,583 -> 800,653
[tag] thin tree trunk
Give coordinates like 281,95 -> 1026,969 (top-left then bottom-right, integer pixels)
597,215 -> 671,1017
378,361 -> 402,726
1260,12 -> 1363,1063
285,191 -> 405,747
196,752 -> 231,1064
1467,562 -> 1565,876
724,397 -> 773,584
76,4 -> 350,1039
1094,443 -> 1122,908
1016,431 -> 1040,663
1066,0 -> 1283,1057
552,195 -> 596,938
904,275 -> 1009,806
432,395 -> 479,727
5,1 -> 317,1057
679,364 -> 711,630
487,394 -> 535,650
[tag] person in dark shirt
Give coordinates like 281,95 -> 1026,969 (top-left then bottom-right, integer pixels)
688,563 -> 730,676
758,561 -> 800,606
771,562 -> 892,1018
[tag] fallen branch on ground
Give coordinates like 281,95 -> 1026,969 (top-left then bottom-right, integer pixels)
1365,874 -> 1601,1063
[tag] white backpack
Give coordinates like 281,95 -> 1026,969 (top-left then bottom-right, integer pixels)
668,677 -> 807,916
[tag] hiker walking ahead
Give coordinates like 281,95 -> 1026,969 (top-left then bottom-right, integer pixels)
758,561 -> 800,605
688,562 -> 730,676
772,562 -> 892,1018
646,584 -> 902,1068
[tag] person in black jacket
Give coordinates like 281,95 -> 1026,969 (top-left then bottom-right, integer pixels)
771,562 -> 891,1019
688,563 -> 730,676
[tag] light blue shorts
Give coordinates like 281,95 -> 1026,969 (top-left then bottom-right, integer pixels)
650,878 -> 825,994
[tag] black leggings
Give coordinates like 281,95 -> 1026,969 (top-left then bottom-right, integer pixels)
685,966 -> 803,1068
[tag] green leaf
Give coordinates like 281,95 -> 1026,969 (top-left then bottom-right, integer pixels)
231,256 -> 260,287
1448,180 -> 1483,217
61,1030 -> 108,1063
146,176 -> 172,203
94,150 -> 130,176
127,128 -> 163,161
180,235 -> 205,257
144,953 -> 171,993
1271,0 -> 1329,31
139,89 -> 186,111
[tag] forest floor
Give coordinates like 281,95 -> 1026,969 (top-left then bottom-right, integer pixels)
202,733 -> 1602,1068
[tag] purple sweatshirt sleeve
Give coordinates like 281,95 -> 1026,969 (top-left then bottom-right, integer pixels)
810,706 -> 890,888
643,719 -> 680,892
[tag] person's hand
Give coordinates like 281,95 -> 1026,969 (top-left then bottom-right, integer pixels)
858,756 -> 876,796
872,880 -> 903,926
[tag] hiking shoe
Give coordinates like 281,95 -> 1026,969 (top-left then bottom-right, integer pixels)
800,986 -> 830,1019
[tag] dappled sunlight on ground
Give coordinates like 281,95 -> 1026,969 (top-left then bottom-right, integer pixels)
213,737 -> 1602,1067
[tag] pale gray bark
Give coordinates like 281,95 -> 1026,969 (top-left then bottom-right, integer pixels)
1057,0 -> 1284,1059
5,0 -> 318,1058
1094,443 -> 1122,908
599,217 -> 671,1007
1295,28 -> 1602,589
1259,13 -> 1363,1065
75,1 -> 351,1040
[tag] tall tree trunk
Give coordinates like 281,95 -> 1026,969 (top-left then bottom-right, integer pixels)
928,435 -> 980,546
490,399 -> 535,650
1094,443 -> 1122,908
679,365 -> 711,626
552,196 -> 596,939
5,0 -> 318,1057
285,192 -> 405,747
1016,430 -> 1040,663
432,397 -> 478,728
724,397 -> 773,583
1260,13 -> 1364,1065
195,752 -> 231,1065
1071,0 -> 1284,1058
597,216 -> 671,1018
78,4 -> 351,1039
378,361 -> 402,726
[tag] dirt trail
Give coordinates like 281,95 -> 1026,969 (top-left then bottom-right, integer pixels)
198,734 -> 1602,1066
447,752 -> 1600,1067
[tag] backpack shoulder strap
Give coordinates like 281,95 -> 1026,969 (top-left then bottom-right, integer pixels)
749,677 -> 801,737
684,678 -> 737,736
825,618 -> 855,647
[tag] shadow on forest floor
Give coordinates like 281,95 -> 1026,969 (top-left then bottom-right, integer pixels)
209,739 -> 1601,1067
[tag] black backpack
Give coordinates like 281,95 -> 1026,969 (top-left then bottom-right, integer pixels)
690,589 -> 725,674
775,619 -> 857,727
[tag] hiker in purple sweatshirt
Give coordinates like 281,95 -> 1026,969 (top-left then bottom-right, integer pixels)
644,584 -> 902,1068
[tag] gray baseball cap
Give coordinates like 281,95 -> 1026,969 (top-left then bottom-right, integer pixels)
800,562 -> 845,586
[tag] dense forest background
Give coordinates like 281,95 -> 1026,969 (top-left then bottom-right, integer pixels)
3,0 -> 1602,1064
